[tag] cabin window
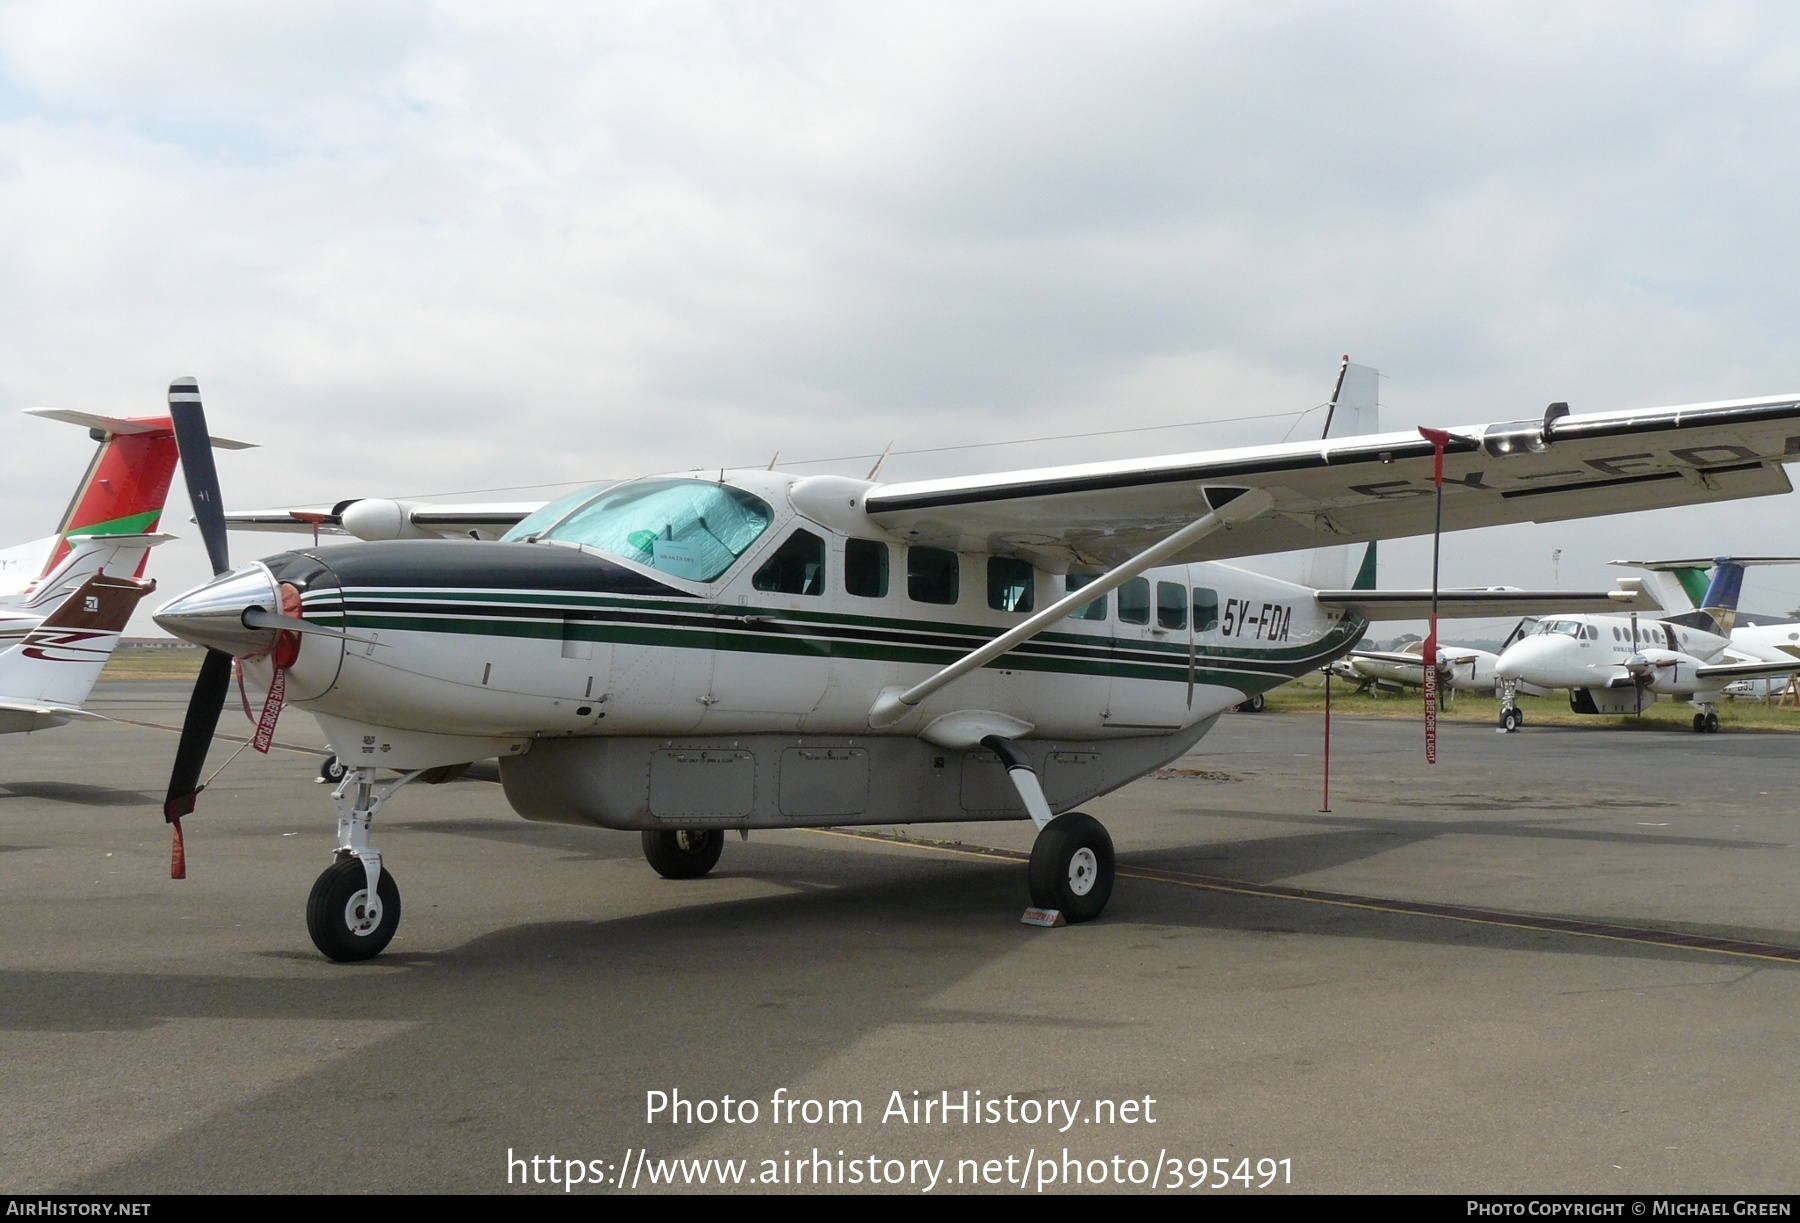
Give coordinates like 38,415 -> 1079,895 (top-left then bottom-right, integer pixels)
753,528 -> 825,595
506,476 -> 773,583
1157,581 -> 1188,630
1065,573 -> 1107,621
1193,587 -> 1219,632
908,546 -> 960,605
845,538 -> 889,598
988,557 -> 1035,613
1118,577 -> 1150,625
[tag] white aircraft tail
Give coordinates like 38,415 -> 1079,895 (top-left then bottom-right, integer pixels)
17,532 -> 171,611
0,573 -> 152,715
1300,358 -> 1379,590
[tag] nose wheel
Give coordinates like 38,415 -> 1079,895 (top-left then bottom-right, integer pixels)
306,764 -> 424,961
307,855 -> 401,961
1499,706 -> 1522,733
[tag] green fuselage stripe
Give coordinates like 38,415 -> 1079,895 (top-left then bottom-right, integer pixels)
311,587 -> 1366,688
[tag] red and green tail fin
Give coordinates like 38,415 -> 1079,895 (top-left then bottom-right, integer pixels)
36,415 -> 180,578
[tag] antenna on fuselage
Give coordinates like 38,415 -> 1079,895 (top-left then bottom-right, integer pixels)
866,441 -> 895,481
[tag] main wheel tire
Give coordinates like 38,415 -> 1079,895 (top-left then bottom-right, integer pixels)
317,755 -> 348,784
1027,812 -> 1115,923
1500,707 -> 1521,734
1705,711 -> 1721,734
1693,712 -> 1707,733
642,829 -> 724,879
306,856 -> 401,962
1236,693 -> 1266,713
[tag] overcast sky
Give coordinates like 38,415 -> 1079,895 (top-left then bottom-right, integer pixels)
4,1 -> 1800,635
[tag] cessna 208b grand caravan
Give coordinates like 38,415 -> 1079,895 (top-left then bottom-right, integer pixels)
150,368 -> 1800,961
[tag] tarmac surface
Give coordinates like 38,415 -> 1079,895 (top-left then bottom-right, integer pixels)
3,682 -> 1798,1194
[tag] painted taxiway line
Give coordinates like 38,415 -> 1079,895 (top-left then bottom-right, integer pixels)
812,826 -> 1800,965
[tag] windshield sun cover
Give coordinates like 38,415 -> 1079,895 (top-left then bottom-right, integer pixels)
503,478 -> 775,583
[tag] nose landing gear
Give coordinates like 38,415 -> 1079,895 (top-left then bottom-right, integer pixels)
306,765 -> 424,961
307,855 -> 401,961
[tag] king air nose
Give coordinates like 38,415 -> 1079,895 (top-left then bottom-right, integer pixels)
1494,637 -> 1549,682
154,562 -> 284,656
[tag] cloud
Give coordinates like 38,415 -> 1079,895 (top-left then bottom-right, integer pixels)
2,2 -> 1800,625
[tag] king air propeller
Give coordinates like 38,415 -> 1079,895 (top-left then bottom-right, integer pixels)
157,379 -> 347,877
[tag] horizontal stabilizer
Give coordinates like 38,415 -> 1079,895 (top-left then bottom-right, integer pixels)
0,698 -> 105,721
22,407 -> 253,449
1318,580 -> 1659,621
1612,556 -> 1800,570
63,532 -> 174,547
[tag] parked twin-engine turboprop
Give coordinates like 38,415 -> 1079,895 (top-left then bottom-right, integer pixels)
150,369 -> 1800,960
1492,557 -> 1800,733
1338,639 -> 1506,698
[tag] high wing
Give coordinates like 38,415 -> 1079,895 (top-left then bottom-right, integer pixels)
863,394 -> 1800,567
222,500 -> 541,542
1319,581 -> 1659,620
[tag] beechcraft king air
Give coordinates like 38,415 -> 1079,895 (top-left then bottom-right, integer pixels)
148,369 -> 1800,961
1492,555 -> 1800,733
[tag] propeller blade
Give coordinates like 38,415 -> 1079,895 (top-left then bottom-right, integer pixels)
164,648 -> 234,823
168,378 -> 230,576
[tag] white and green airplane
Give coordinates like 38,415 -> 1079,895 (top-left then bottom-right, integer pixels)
148,368 -> 1800,960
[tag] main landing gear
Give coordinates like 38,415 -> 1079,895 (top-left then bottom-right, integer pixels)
642,829 -> 725,878
981,734 -> 1117,924
1692,708 -> 1721,734
307,765 -> 423,961
1027,811 -> 1115,922
1497,680 -> 1523,734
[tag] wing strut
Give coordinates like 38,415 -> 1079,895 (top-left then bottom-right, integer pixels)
868,488 -> 1274,728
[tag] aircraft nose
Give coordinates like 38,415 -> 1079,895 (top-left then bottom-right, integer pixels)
154,562 -> 283,656
1494,639 -> 1543,681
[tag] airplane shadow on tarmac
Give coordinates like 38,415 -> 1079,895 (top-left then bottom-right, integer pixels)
6,815 -> 1796,1192
0,781 -> 158,807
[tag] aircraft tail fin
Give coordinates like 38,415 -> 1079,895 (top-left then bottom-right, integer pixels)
0,573 -> 152,711
17,409 -> 182,584
1301,357 -> 1379,591
1612,555 -> 1800,635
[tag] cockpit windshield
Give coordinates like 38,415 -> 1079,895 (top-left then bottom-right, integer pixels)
500,478 -> 774,582
1534,619 -> 1582,637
